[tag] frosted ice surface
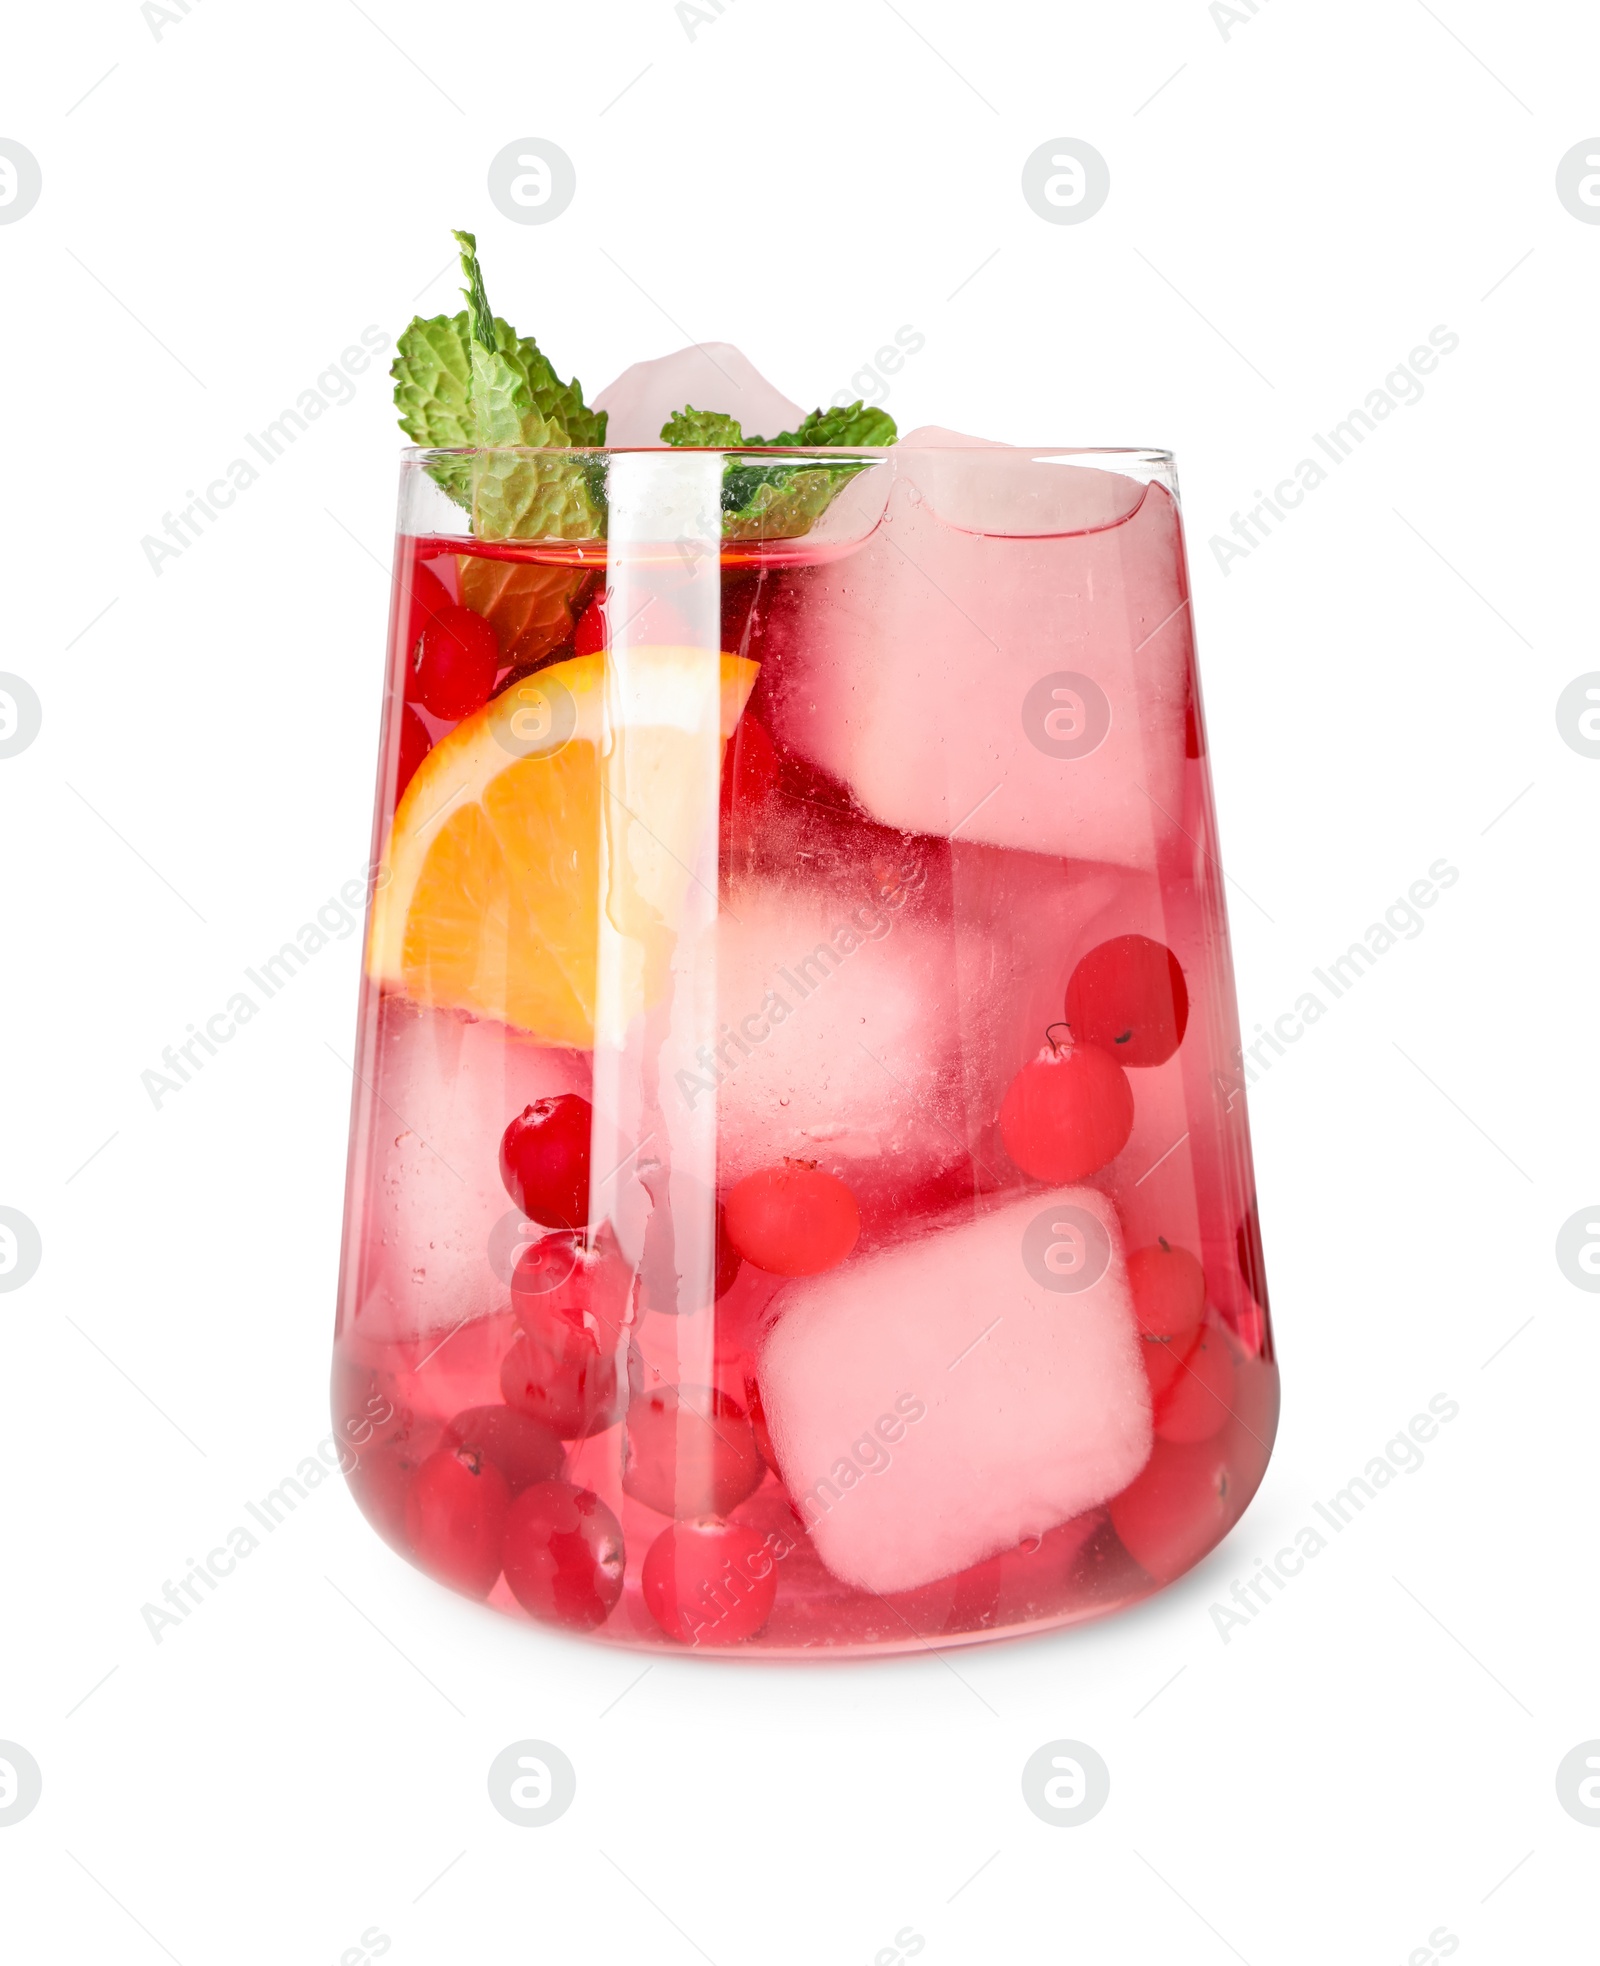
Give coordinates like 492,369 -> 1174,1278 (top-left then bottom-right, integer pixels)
706,874 -> 965,1194
359,997 -> 589,1340
594,344 -> 805,447
764,461 -> 1191,867
758,1185 -> 1151,1593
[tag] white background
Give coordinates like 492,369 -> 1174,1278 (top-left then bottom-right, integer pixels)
1,1 -> 1596,1959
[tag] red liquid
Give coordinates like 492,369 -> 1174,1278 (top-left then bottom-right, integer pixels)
332,474 -> 1278,1655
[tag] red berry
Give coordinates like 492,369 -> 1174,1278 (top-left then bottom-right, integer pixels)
623,1385 -> 765,1519
1126,1241 -> 1206,1344
1109,1436 -> 1237,1583
1113,1354 -> 1277,1581
1065,935 -> 1189,1067
998,1043 -> 1134,1183
1140,1326 -> 1199,1403
401,557 -> 452,657
641,1519 -> 778,1645
502,1479 -> 625,1630
1153,1326 -> 1235,1445
499,1095 -> 592,1230
403,1444 -> 510,1597
395,704 -> 431,801
742,1373 -> 776,1470
500,1234 -> 632,1439
441,1404 -> 564,1494
573,593 -> 607,654
410,604 -> 499,721
714,1207 -> 742,1298
507,1231 -> 579,1298
723,1163 -> 860,1277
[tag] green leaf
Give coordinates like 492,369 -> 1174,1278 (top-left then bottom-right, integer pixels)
391,231 -> 609,537
661,397 -> 894,538
718,461 -> 870,541
390,312 -> 477,507
661,406 -> 748,447
388,234 -> 895,545
764,401 -> 898,448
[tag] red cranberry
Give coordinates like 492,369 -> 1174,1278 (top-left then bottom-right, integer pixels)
401,557 -> 452,656
395,704 -> 431,801
998,1041 -> 1134,1183
499,1094 -> 592,1231
1126,1241 -> 1206,1345
623,1386 -> 765,1519
573,593 -> 607,654
742,1373 -> 776,1470
723,1163 -> 860,1277
1153,1326 -> 1235,1445
403,1444 -> 510,1598
410,604 -> 499,721
1140,1327 -> 1199,1403
641,1519 -> 778,1645
441,1404 -> 564,1494
502,1480 -> 625,1631
1065,935 -> 1189,1067
714,1206 -> 742,1298
1109,1436 -> 1238,1584
500,1233 -> 633,1439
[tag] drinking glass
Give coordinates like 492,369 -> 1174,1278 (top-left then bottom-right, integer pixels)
331,442 -> 1278,1654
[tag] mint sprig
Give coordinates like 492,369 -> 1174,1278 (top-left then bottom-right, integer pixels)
391,231 -> 606,539
390,232 -> 894,542
662,400 -> 896,540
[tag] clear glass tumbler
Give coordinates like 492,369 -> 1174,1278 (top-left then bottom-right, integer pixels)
331,442 -> 1278,1654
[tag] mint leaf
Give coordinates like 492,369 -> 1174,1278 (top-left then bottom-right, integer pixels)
718,461 -> 866,542
392,314 -> 475,450
662,397 -> 895,540
765,402 -> 898,448
391,313 -> 476,507
454,230 -> 605,541
661,406 -> 747,447
391,232 -> 608,537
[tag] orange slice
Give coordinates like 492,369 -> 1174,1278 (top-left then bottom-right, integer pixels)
368,648 -> 758,1047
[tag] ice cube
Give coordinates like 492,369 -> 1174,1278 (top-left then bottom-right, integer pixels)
757,1186 -> 1151,1594
705,867 -> 965,1200
897,425 -> 1009,447
896,430 -> 1151,536
762,462 -> 1191,868
594,344 -> 804,448
351,997 -> 590,1341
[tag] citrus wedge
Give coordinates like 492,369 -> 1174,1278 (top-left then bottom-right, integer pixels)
368,648 -> 758,1047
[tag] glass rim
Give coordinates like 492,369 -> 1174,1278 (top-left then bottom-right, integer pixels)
399,443 -> 1178,466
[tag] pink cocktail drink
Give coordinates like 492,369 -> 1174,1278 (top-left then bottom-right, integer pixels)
332,442 -> 1277,1654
